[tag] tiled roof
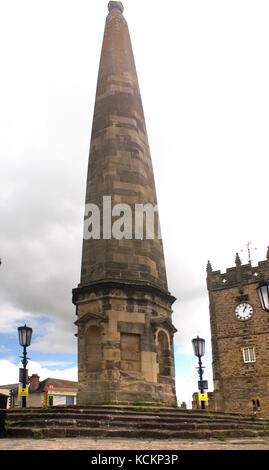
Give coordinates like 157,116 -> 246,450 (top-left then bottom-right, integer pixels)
37,378 -> 78,392
0,383 -> 20,390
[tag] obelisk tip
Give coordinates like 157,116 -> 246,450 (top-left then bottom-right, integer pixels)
108,1 -> 124,14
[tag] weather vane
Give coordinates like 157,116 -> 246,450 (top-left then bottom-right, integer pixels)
240,241 -> 257,265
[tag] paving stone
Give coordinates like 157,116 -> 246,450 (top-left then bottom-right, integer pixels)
1,437 -> 269,450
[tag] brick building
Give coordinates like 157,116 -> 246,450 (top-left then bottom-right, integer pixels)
207,248 -> 269,417
0,376 -> 78,408
28,375 -> 78,407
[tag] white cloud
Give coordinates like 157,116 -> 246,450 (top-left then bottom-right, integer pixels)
24,361 -> 78,382
0,302 -> 34,334
0,359 -> 78,386
30,324 -> 76,354
0,360 -> 19,385
38,360 -> 74,367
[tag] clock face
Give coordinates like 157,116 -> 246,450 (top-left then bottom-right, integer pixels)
234,302 -> 253,321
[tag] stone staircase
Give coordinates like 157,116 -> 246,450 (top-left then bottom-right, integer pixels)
4,405 -> 269,440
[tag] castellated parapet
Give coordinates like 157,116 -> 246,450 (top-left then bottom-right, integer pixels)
207,249 -> 269,294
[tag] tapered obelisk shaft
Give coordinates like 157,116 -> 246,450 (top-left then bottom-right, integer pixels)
73,2 -> 177,405
80,1 -> 168,292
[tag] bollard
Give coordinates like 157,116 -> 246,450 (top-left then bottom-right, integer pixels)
0,395 -> 8,438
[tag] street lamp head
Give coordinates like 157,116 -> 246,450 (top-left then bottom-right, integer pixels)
192,336 -> 205,358
18,324 -> 32,347
256,280 -> 269,312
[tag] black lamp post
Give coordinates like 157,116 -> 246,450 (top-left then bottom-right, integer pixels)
192,336 -> 206,410
18,324 -> 32,408
256,280 -> 269,312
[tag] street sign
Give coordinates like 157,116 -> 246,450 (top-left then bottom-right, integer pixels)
198,380 -> 208,390
19,368 -> 28,383
199,392 -> 208,402
18,388 -> 28,397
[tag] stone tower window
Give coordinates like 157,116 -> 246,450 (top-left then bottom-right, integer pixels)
86,325 -> 102,372
157,330 -> 170,376
242,347 -> 256,363
252,399 -> 261,411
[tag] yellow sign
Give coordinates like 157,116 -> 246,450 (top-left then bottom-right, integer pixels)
199,393 -> 208,402
43,393 -> 48,406
18,388 -> 28,397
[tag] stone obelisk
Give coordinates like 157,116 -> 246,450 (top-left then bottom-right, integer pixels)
73,2 -> 177,405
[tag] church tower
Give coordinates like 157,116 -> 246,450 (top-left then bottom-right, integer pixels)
72,2 -> 177,405
207,249 -> 269,417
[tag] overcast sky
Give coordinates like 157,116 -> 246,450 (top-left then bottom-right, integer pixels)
0,0 -> 268,407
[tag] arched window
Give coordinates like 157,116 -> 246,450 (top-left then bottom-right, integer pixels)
252,399 -> 261,411
157,331 -> 170,376
86,325 -> 102,372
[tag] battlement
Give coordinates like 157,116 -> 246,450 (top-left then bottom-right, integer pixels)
207,249 -> 269,292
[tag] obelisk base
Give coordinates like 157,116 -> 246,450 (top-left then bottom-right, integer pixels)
73,282 -> 177,406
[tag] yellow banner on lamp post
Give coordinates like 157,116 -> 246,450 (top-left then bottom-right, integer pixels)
18,388 -> 28,397
199,392 -> 208,402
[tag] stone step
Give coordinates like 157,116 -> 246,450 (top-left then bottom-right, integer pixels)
6,411 -> 268,425
5,425 -> 269,440
5,406 -> 269,440
7,411 -> 268,427
7,406 -> 268,420
5,418 -> 268,432
7,405 -> 256,418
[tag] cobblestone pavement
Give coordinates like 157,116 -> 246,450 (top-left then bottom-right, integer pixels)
0,437 -> 269,450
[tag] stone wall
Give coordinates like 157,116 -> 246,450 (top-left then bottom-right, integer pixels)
207,252 -> 269,418
74,282 -> 177,405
